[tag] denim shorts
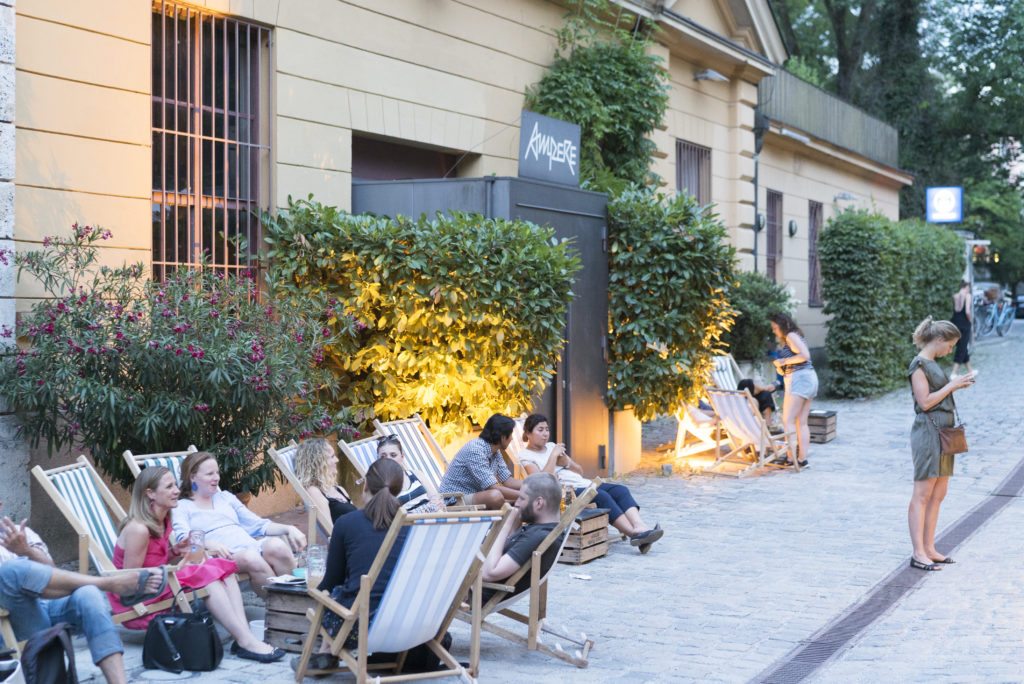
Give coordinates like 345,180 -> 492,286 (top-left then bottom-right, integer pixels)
785,368 -> 819,399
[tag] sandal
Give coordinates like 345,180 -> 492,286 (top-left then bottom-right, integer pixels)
117,566 -> 168,605
930,556 -> 955,564
909,558 -> 941,571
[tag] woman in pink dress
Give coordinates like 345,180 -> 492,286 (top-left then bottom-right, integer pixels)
111,465 -> 284,663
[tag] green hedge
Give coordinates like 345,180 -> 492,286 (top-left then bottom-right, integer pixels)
262,197 -> 581,442
722,271 -> 794,362
818,210 -> 963,397
606,189 -> 737,419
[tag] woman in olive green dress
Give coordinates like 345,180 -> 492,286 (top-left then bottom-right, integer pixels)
908,317 -> 975,571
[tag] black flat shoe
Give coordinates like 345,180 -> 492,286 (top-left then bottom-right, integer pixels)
236,645 -> 286,663
930,556 -> 955,564
229,640 -> 239,655
909,558 -> 941,571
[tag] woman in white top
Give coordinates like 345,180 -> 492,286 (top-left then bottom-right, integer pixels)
516,414 -> 663,552
172,451 -> 306,597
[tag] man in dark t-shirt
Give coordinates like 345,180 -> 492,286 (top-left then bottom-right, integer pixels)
481,472 -> 564,601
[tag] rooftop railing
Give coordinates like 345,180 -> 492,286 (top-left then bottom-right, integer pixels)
757,69 -> 899,168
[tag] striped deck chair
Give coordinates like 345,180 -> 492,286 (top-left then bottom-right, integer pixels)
457,483 -> 599,668
122,445 -> 198,483
30,455 -> 205,620
293,506 -> 511,683
704,388 -> 796,476
268,440 -> 333,543
500,418 -> 528,479
337,434 -> 383,477
673,404 -> 721,458
710,353 -> 743,390
372,415 -> 448,493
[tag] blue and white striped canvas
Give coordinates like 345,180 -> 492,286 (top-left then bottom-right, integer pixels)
384,420 -> 446,492
50,467 -> 118,563
341,438 -> 379,476
142,456 -> 185,484
711,355 -> 738,391
367,515 -> 500,653
707,388 -> 766,452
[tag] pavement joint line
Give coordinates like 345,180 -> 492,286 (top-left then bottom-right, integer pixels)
750,451 -> 1024,684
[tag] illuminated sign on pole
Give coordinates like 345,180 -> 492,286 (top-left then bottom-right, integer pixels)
926,186 -> 963,223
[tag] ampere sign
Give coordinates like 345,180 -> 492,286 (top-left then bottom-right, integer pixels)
517,110 -> 581,187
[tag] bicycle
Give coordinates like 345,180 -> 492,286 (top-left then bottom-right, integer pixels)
973,293 -> 1016,338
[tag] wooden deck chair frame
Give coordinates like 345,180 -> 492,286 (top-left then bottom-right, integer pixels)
293,506 -> 512,683
456,483 -> 600,669
704,388 -> 797,476
268,440 -> 333,543
122,445 -> 198,481
0,607 -> 21,656
30,456 -> 205,623
673,404 -> 722,458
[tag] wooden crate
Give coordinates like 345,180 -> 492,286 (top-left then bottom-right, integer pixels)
264,584 -> 316,653
558,509 -> 610,565
808,409 -> 837,443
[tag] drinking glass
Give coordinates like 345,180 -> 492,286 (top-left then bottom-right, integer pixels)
306,544 -> 327,590
186,530 -> 206,564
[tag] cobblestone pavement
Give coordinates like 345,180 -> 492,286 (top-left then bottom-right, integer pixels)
67,322 -> 1022,682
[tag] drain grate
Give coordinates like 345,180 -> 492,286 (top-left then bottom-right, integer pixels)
751,455 -> 1024,683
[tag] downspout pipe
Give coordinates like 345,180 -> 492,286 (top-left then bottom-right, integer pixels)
752,110 -> 770,273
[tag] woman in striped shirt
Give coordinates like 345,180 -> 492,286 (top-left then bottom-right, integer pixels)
771,313 -> 819,468
376,435 -> 437,513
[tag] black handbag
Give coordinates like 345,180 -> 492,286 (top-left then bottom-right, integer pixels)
142,596 -> 223,673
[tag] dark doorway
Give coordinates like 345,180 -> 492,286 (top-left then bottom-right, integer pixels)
351,136 -> 459,181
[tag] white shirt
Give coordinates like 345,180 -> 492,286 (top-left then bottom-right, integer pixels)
516,443 -> 591,489
172,490 -> 269,553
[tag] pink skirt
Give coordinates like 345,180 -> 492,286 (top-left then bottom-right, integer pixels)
110,558 -> 238,630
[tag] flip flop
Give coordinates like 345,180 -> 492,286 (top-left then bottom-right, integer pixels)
909,558 -> 941,571
118,566 -> 168,605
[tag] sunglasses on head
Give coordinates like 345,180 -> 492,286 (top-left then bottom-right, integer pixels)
377,433 -> 400,447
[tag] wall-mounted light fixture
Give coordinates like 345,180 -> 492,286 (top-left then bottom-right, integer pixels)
754,213 -> 765,232
788,219 -> 798,238
834,191 -> 858,201
694,68 -> 729,82
779,128 -> 811,144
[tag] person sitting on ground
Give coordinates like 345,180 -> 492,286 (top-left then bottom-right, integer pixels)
480,472 -> 565,601
438,413 -> 522,510
293,438 -> 357,524
376,434 -> 438,513
172,451 -> 306,597
0,502 -> 164,684
299,458 -> 443,673
516,414 -> 663,552
113,466 -> 285,663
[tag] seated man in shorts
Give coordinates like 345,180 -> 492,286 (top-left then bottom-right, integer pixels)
438,414 -> 522,510
480,472 -> 564,601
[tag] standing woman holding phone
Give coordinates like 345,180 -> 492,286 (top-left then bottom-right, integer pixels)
770,313 -> 818,468
907,317 -> 974,571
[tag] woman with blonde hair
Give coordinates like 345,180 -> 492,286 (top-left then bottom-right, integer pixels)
293,438 -> 356,523
172,451 -> 305,596
907,316 -> 975,571
111,466 -> 284,662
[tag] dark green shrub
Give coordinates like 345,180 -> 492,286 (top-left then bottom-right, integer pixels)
606,189 -> 737,420
722,271 -> 794,362
0,224 -> 352,494
262,197 -> 581,443
819,209 -> 963,397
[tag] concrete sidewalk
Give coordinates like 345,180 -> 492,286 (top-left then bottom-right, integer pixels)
67,321 -> 1022,682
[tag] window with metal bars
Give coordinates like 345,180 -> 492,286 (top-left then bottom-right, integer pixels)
808,200 -> 823,306
765,190 -> 783,282
676,140 -> 711,204
151,1 -> 272,280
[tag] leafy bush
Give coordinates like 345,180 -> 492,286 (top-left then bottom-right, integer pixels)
722,271 -> 794,362
262,197 -> 581,443
0,224 -> 354,494
525,0 -> 668,192
819,210 -> 963,397
606,189 -> 737,419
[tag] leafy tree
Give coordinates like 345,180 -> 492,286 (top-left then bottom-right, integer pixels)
721,272 -> 794,362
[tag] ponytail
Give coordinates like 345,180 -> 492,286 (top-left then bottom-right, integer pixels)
912,316 -> 960,349
363,457 -> 403,530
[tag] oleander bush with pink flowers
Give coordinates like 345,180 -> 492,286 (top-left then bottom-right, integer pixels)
0,224 -> 357,494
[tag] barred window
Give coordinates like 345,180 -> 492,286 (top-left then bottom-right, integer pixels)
676,140 -> 711,204
765,190 -> 783,282
808,200 -> 824,306
151,2 -> 272,280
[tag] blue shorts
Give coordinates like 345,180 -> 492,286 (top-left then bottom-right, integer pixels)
785,368 -> 819,399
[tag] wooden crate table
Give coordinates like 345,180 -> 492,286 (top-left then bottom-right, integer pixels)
264,582 -> 315,653
808,409 -> 837,443
559,507 -> 610,565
